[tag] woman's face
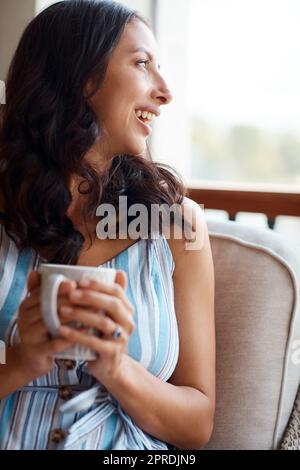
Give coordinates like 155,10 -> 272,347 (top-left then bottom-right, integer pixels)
87,19 -> 173,161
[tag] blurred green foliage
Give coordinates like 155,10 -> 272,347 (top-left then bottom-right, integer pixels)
191,119 -> 300,184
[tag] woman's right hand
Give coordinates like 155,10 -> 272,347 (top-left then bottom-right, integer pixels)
16,271 -> 77,379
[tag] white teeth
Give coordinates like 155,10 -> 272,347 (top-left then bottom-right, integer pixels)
135,109 -> 156,122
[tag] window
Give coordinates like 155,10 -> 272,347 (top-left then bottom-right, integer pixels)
153,0 -> 300,186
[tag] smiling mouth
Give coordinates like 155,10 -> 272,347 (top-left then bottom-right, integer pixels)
135,110 -> 157,125
134,112 -> 152,131
138,116 -> 151,124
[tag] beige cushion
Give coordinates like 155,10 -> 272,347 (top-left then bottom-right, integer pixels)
203,219 -> 300,450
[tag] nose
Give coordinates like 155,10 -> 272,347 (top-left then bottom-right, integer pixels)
152,74 -> 173,106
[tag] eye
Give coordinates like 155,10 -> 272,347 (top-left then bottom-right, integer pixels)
136,59 -> 150,69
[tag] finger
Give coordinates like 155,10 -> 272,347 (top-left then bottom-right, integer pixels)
69,290 -> 135,335
25,283 -> 40,300
60,306 -> 117,336
37,337 -> 75,356
27,271 -> 41,293
57,293 -> 77,312
21,289 -> 41,311
20,321 -> 49,344
26,272 -> 75,294
25,272 -> 40,300
77,277 -> 133,314
22,297 -> 79,330
115,271 -> 127,291
59,325 -> 128,354
58,279 -> 77,296
18,307 -> 43,328
24,279 -> 76,311
19,288 -> 76,325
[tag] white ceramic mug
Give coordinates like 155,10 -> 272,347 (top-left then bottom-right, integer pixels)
39,263 -> 117,361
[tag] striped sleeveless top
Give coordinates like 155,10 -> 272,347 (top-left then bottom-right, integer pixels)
0,225 -> 179,449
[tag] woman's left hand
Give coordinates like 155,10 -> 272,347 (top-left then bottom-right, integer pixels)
58,271 -> 135,382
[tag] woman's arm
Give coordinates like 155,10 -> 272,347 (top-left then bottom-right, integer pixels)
97,199 -> 216,450
101,354 -> 214,450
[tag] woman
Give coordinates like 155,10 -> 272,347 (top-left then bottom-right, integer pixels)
0,0 -> 215,450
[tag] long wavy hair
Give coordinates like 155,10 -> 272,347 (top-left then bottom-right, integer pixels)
0,0 -> 189,264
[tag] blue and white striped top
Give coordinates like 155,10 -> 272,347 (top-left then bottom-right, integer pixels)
0,224 -> 179,449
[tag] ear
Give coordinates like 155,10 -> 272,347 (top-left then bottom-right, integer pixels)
114,270 -> 127,291
84,76 -> 97,100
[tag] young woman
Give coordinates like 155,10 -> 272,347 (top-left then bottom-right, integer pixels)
0,0 -> 215,450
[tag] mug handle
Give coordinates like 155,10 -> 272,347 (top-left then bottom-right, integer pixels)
41,273 -> 67,337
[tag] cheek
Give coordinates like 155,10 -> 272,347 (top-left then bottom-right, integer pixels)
90,74 -> 146,131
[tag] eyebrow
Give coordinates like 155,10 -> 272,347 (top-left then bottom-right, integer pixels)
130,47 -> 161,70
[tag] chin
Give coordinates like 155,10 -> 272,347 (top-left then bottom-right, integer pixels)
129,140 -> 147,157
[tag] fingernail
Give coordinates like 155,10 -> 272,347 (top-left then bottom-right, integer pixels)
78,279 -> 91,287
61,306 -> 73,315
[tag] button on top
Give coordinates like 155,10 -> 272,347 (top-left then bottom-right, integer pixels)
59,359 -> 76,370
59,386 -> 73,401
50,428 -> 66,443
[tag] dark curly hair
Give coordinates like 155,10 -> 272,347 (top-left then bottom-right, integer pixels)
0,0 -> 189,265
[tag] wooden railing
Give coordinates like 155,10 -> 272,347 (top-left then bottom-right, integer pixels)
186,180 -> 300,229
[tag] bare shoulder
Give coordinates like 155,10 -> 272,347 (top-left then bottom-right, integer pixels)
165,196 -> 215,414
166,196 -> 208,266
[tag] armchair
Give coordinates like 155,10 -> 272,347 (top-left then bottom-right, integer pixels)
203,218 -> 300,449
